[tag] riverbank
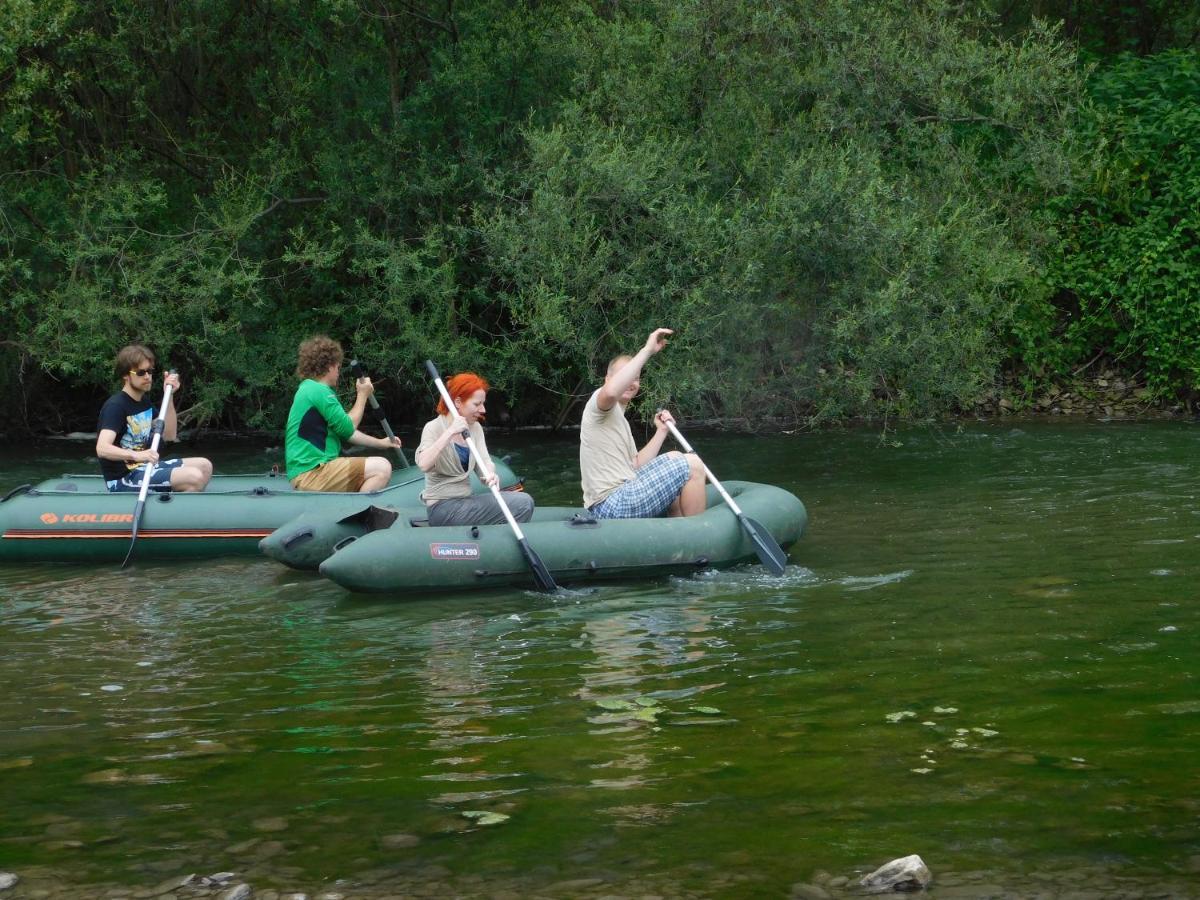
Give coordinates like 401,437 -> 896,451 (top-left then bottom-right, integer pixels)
3,857 -> 1199,899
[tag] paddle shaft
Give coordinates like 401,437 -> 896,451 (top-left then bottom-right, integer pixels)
664,417 -> 788,575
121,381 -> 174,568
663,419 -> 745,516
349,360 -> 410,467
134,383 -> 175,506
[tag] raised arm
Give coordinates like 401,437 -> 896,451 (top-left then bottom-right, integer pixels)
597,328 -> 673,411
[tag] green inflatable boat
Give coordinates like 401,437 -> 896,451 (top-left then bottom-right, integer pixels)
0,461 -> 521,563
304,481 -> 806,595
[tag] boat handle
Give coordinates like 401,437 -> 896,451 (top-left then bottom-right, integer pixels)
282,528 -> 315,550
0,484 -> 33,503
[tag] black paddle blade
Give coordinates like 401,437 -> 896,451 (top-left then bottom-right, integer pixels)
738,514 -> 788,576
121,499 -> 147,569
518,538 -> 558,593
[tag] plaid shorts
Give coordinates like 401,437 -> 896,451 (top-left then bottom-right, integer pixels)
591,454 -> 691,519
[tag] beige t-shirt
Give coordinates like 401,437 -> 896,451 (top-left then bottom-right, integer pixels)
417,416 -> 490,506
580,389 -> 638,508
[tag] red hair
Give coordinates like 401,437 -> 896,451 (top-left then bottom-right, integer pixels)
437,372 -> 490,416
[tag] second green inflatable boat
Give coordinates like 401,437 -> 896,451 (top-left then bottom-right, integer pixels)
298,481 -> 806,595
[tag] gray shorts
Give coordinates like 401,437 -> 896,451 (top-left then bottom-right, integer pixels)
427,491 -> 535,526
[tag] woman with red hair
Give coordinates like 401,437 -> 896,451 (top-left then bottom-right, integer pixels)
415,372 -> 535,526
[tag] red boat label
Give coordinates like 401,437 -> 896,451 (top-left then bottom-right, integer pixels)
430,542 -> 480,560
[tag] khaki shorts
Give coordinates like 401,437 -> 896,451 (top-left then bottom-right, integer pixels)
291,457 -> 366,492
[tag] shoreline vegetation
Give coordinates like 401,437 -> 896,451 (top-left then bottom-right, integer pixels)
3,2 -> 1197,435
29,357 -> 1199,446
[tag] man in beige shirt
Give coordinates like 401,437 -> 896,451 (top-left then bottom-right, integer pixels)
580,328 -> 706,518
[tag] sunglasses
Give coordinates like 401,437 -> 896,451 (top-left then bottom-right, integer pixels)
129,368 -> 156,377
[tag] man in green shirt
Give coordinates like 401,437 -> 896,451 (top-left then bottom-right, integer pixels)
285,335 -> 402,492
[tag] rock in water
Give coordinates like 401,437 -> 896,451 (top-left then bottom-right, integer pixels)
0,873 -> 18,891
859,855 -> 932,893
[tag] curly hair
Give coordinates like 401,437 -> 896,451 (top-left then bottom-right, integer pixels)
296,335 -> 344,380
436,372 -> 490,417
114,344 -> 156,383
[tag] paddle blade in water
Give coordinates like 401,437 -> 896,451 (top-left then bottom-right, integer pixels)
121,499 -> 147,569
519,538 -> 558,593
739,514 -> 788,575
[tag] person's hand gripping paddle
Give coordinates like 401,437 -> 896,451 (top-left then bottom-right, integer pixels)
424,360 -> 557,593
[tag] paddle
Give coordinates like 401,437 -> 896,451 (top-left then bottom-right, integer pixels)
662,418 -> 788,576
120,379 -> 175,569
424,359 -> 558,593
349,358 -> 410,468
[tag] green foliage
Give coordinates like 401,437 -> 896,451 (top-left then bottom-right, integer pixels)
480,0 -> 1081,422
0,0 -> 1089,430
1018,51 -> 1200,392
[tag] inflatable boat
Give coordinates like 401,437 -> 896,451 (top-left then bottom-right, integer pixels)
0,461 -> 521,563
304,481 -> 806,594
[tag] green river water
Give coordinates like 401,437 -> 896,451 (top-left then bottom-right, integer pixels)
1,422 -> 1198,899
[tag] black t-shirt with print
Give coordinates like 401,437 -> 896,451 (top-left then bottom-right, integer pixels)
97,391 -> 159,483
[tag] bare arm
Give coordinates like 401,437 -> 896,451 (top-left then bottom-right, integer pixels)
348,430 -> 402,451
348,377 -> 373,428
634,409 -> 674,468
415,415 -> 468,473
597,327 -> 673,411
96,429 -> 158,465
162,371 -> 181,441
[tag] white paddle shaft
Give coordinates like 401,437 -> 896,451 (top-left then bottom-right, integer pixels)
664,418 -> 745,517
134,381 -> 175,504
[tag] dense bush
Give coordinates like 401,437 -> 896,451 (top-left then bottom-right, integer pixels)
0,1 -> 1088,431
1016,51 -> 1200,394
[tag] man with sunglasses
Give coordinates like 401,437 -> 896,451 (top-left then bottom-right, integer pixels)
95,344 -> 214,493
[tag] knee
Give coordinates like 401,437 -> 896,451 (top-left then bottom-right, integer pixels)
174,469 -> 204,492
508,492 -> 535,522
367,457 -> 393,478
685,453 -> 704,477
198,458 -> 214,478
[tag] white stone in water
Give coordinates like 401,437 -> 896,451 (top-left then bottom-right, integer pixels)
203,872 -> 237,885
933,706 -> 958,714
972,728 -> 999,737
951,740 -> 969,749
1160,625 -> 1178,632
217,884 -> 252,900
101,684 -> 124,692
0,872 -> 18,890
885,711 -> 916,723
859,854 -> 933,893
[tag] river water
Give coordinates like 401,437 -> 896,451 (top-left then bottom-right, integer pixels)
1,422 -> 1198,898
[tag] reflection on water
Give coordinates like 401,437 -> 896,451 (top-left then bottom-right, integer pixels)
1,423 -> 1200,896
